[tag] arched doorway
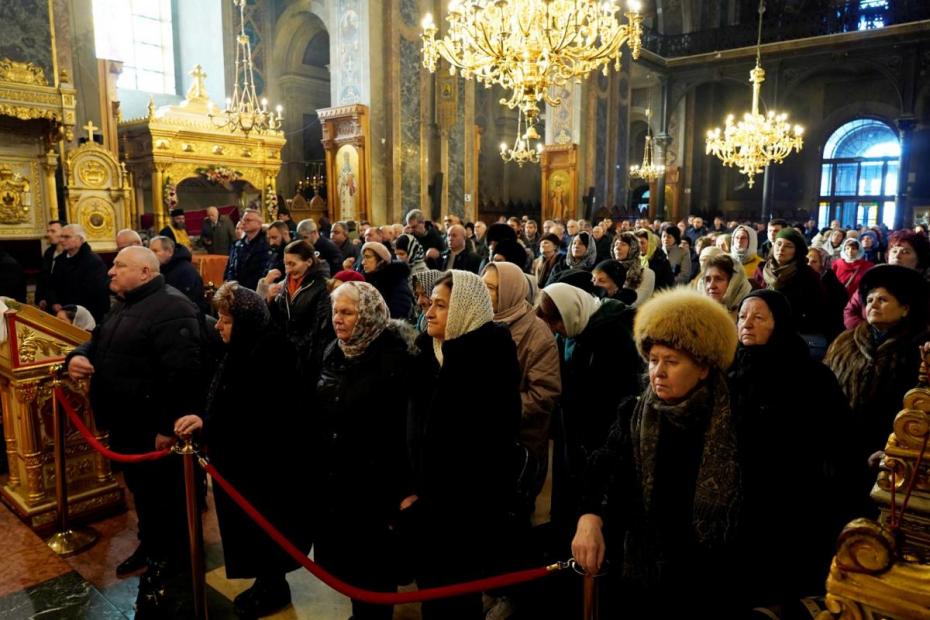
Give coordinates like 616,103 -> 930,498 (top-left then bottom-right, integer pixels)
818,118 -> 900,229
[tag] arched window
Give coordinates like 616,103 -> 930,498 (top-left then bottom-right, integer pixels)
818,118 -> 899,229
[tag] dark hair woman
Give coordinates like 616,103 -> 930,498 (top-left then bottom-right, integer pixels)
730,290 -> 856,612
174,282 -> 310,617
751,228 -> 827,356
360,241 -> 415,320
571,289 -> 740,617
536,283 -> 641,550
409,270 -> 521,620
260,239 -> 334,381
826,264 -> 930,475
613,231 -> 655,307
312,281 -> 418,620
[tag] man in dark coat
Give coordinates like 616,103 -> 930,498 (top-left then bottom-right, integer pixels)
296,218 -> 339,276
150,236 -> 206,312
200,206 -> 237,255
0,250 -> 26,302
225,209 -> 270,289
436,225 -> 481,272
46,224 -> 110,322
330,221 -> 359,267
35,220 -> 64,310
66,246 -> 204,615
406,209 -> 445,265
264,221 -> 290,275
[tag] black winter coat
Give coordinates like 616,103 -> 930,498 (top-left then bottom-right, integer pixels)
315,235 -> 344,276
752,262 -> 826,336
312,324 -> 417,587
648,250 -> 675,290
0,251 -> 26,302
409,322 -> 521,581
366,261 -> 415,320
35,245 -> 62,306
268,262 -> 334,382
47,242 -> 110,322
161,245 -> 206,312
224,230 -> 270,290
204,323 -> 310,578
67,276 -> 204,452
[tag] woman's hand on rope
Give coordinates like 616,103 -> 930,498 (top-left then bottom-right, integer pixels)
174,414 -> 204,438
572,514 -> 606,575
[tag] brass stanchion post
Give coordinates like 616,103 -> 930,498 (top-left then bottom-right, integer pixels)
583,573 -> 598,620
45,367 -> 98,555
177,438 -> 208,620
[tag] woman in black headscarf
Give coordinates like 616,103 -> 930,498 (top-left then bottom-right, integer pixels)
174,282 -> 310,617
730,290 -> 856,612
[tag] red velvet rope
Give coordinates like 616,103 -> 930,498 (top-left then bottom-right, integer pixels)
202,460 -> 562,605
54,387 -> 172,463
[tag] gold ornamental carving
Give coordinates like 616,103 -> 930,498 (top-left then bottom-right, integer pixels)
0,59 -> 48,86
17,326 -> 74,365
76,197 -> 116,238
77,159 -> 107,187
0,165 -> 31,224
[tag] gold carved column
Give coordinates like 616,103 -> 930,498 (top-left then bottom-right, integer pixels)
318,104 -> 370,223
540,145 -> 579,223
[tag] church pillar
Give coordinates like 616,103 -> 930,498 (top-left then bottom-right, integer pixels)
609,48 -> 634,217
894,116 -> 917,230
653,77 -> 671,221
42,150 -> 60,223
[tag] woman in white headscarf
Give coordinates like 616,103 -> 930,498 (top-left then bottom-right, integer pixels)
730,224 -> 762,279
536,282 -> 642,546
409,270 -> 522,620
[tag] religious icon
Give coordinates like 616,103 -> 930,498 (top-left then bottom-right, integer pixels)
549,173 -> 569,222
336,145 -> 358,221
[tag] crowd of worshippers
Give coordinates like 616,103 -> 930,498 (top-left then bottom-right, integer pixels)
0,205 -> 924,619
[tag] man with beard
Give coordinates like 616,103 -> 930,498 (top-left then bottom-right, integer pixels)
159,208 -> 193,250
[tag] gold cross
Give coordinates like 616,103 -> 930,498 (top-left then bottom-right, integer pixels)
83,120 -> 99,143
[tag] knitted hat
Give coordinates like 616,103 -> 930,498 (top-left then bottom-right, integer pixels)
593,259 -> 628,290
858,264 -> 929,325
541,232 -> 562,247
493,239 -> 527,267
662,225 -> 681,243
334,270 -> 365,283
362,241 -> 391,264
634,288 -> 738,371
169,208 -> 184,217
775,228 -> 808,262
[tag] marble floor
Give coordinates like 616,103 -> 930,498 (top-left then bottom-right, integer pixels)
0,458 -> 554,619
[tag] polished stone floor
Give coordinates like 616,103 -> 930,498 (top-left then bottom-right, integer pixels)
0,457 -> 554,619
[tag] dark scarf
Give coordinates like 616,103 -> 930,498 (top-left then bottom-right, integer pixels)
633,372 -> 741,548
537,252 -> 560,288
761,257 -> 799,290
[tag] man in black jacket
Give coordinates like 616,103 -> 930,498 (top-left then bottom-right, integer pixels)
46,224 -> 110,322
0,250 -> 26,302
67,246 -> 204,614
150,236 -> 206,312
296,218 -> 338,276
225,209 -> 270,289
35,220 -> 63,310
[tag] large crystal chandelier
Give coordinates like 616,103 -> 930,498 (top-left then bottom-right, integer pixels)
209,0 -> 283,136
500,109 -> 543,166
421,0 -> 643,121
705,0 -> 803,188
630,108 -> 665,182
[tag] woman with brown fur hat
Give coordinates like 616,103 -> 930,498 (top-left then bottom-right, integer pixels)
571,288 -> 741,617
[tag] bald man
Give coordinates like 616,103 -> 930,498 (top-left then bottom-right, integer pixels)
116,228 -> 143,250
45,224 -> 110,321
438,224 -> 480,272
200,206 -> 237,255
66,245 -> 205,613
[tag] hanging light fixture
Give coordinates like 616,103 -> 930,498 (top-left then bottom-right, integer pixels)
421,0 -> 643,122
630,108 -> 665,182
705,0 -> 803,188
209,0 -> 283,136
500,109 -> 543,166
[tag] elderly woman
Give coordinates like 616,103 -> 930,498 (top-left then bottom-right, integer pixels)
844,229 -> 930,329
731,290 -> 855,611
312,282 -> 418,620
482,262 -> 561,502
360,241 -> 415,319
394,233 -> 428,279
174,282 -> 309,617
612,231 -> 655,307
534,232 -> 563,289
536,283 -> 641,546
570,289 -> 740,616
819,228 -> 847,260
260,239 -> 333,381
832,238 -> 873,299
752,228 -> 826,352
807,246 -> 848,341
547,231 -> 598,286
660,225 -> 691,285
634,229 -> 674,289
409,270 -> 521,620
730,224 -> 762,279
826,264 -> 930,468
411,269 -> 445,333
697,254 -> 752,321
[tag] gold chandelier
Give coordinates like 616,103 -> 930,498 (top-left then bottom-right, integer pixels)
705,0 -> 803,188
209,0 -> 283,136
630,108 -> 665,182
500,109 -> 543,166
421,0 -> 644,121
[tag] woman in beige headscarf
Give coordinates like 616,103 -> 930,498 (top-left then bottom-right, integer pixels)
482,262 -> 561,498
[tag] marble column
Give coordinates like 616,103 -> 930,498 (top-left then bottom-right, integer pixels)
894,116 -> 917,230
610,48 -> 633,216
653,133 -> 671,220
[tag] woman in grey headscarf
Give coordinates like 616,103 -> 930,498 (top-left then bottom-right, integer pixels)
547,231 -> 598,286
313,281 -> 418,620
394,233 -> 428,278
